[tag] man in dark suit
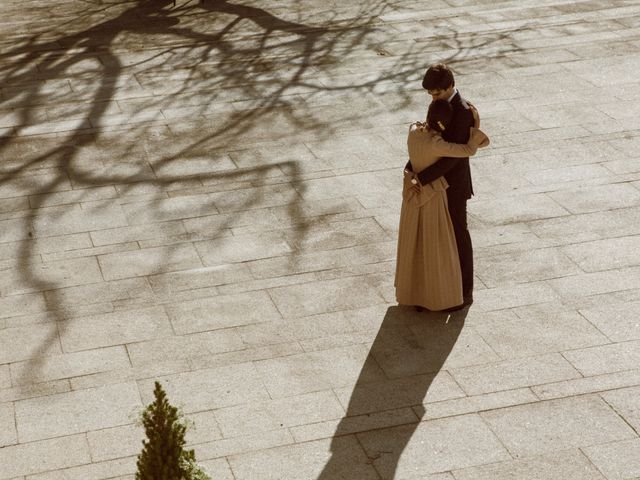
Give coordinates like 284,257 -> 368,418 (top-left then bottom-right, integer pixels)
405,64 -> 476,310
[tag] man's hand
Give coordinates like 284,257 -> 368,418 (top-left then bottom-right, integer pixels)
405,169 -> 421,193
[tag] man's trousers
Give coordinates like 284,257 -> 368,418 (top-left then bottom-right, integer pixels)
447,194 -> 473,299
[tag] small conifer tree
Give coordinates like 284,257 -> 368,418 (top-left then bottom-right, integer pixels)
136,381 -> 211,480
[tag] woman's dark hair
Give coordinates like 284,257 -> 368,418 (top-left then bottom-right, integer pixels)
422,63 -> 455,90
427,99 -> 453,133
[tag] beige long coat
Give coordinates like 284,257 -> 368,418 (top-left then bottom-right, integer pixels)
395,124 -> 489,310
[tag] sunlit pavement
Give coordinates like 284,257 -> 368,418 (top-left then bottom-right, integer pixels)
1,0 -> 640,478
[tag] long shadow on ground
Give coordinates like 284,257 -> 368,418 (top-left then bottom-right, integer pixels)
318,305 -> 468,479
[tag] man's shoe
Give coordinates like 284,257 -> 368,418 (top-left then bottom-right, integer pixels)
463,294 -> 473,307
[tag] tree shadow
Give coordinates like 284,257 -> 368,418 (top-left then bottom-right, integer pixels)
0,0 -> 527,390
0,0 -> 399,389
317,305 -> 469,479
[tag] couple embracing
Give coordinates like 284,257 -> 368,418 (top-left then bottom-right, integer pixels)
395,64 -> 490,312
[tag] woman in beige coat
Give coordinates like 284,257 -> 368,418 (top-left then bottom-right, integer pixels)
395,99 -> 489,311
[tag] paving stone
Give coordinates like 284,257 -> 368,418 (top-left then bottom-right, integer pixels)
475,248 -> 582,287
600,385 -> 640,433
182,208 -> 281,236
184,409 -> 223,445
473,281 -> 562,311
0,365 -> 9,388
528,206 -> 640,244
357,414 -> 510,477
235,321 -> 305,347
166,290 -> 281,334
247,240 -> 394,279
268,275 -> 387,319
548,266 -> 640,299
121,195 -> 218,225
333,371 -> 466,416
582,438 -> 640,480
32,202 -> 129,238
98,243 -> 203,280
147,263 -> 252,294
293,172 -> 397,209
0,434 -> 90,479
470,193 -> 569,225
562,235 -> 640,272
254,344 -> 386,399
371,320 -> 500,376
86,424 -> 144,463
43,277 -> 153,307
0,323 -> 61,365
194,458 -> 235,480
41,241 -> 142,263
578,301 -> 640,342
290,407 -> 419,443
226,435 -> 378,480
15,382 -> 142,442
194,230 -> 292,266
69,358 -> 191,391
564,340 -> 640,376
10,346 -> 130,385
0,233 -> 92,262
189,341 -> 304,371
126,329 -> 244,365
481,395 -> 637,458
214,390 -> 344,438
283,217 -> 391,251
28,185 -> 118,208
547,182 -> 640,214
0,292 -> 47,320
138,362 -> 270,413
533,369 -> 640,401
422,388 -> 538,421
0,256 -> 103,296
26,456 -> 136,480
58,306 -> 173,352
453,449 -> 606,480
90,221 -> 186,246
194,427 -> 294,461
0,402 -> 16,447
449,353 -> 582,396
0,379 -> 71,404
523,163 -> 613,186
473,310 -> 609,359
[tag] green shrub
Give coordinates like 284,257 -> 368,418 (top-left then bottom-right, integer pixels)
136,381 -> 211,480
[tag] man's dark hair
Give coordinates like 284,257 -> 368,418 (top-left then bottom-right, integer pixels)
422,63 -> 455,90
427,99 -> 453,133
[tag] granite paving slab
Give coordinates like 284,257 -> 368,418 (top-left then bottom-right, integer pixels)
481,395 -> 637,458
582,438 -> 640,480
356,414 -> 511,478
452,449 -> 606,480
14,382 -> 142,443
3,0 -> 640,477
227,436 -> 379,480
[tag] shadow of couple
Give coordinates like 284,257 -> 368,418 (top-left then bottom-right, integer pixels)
316,304 -> 469,479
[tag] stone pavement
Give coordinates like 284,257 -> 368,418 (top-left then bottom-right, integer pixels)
1,0 -> 640,478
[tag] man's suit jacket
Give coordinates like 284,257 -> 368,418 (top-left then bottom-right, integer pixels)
408,92 -> 475,199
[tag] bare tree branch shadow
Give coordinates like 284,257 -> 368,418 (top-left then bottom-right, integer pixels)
0,0 -> 397,390
0,0 -> 530,394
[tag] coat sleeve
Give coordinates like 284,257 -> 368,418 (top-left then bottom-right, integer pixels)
416,104 -> 475,185
430,135 -> 478,157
